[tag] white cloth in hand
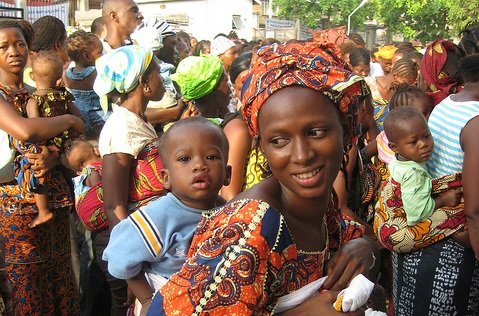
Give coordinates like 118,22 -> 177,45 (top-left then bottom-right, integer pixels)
334,274 -> 374,312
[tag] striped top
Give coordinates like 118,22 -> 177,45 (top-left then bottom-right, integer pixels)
427,96 -> 479,178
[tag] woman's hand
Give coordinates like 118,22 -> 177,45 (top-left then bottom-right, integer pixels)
25,145 -> 59,178
69,114 -> 85,134
323,238 -> 375,291
281,290 -> 365,316
180,102 -> 199,120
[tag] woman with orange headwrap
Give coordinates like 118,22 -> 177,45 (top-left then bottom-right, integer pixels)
146,42 -> 378,315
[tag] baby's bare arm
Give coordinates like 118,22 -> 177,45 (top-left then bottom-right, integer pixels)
26,97 -> 40,118
85,169 -> 101,187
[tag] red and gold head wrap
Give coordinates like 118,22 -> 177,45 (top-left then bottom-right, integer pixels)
241,41 -> 370,138
420,39 -> 462,106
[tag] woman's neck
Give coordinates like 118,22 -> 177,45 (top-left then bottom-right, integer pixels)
451,82 -> 479,102
119,93 -> 148,120
0,69 -> 23,90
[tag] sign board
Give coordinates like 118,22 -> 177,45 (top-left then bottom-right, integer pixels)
27,2 -> 70,26
265,18 -> 295,29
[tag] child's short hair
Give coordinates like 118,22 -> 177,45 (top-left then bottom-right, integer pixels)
62,137 -> 95,169
158,117 -> 229,166
349,48 -> 370,67
384,106 -> 424,142
31,50 -> 63,81
389,84 -> 429,110
66,30 -> 100,63
458,54 -> 479,83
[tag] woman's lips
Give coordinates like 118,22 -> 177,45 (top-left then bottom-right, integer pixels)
292,167 -> 322,187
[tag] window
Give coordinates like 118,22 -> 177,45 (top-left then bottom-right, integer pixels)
232,15 -> 243,29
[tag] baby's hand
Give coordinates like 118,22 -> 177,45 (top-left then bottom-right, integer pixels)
439,189 -> 462,207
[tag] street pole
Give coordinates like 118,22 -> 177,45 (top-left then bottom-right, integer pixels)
347,0 -> 369,35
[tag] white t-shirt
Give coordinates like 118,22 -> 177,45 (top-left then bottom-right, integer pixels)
99,105 -> 157,158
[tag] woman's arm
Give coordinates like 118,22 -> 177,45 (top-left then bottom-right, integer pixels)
461,116 -> 479,256
145,99 -> 187,124
102,152 -> 132,228
221,118 -> 251,201
0,97 -> 84,142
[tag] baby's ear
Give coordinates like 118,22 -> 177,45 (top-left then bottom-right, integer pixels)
223,165 -> 232,186
160,169 -> 171,190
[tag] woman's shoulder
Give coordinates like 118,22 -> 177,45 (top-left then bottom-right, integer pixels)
232,177 -> 281,209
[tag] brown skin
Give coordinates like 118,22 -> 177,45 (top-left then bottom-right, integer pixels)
102,59 -> 165,308
453,81 -> 479,254
0,27 -> 83,172
103,58 -> 165,229
221,116 -> 251,200
233,87 -> 374,312
103,0 -> 143,49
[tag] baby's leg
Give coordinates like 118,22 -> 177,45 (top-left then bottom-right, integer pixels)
30,189 -> 54,228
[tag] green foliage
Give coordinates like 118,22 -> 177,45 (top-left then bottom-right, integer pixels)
272,0 -> 479,42
271,0 -> 377,31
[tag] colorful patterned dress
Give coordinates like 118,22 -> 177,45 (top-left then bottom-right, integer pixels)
0,84 -> 79,315
147,195 -> 364,315
13,88 -> 81,193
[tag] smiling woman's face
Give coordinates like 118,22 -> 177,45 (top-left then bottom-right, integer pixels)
258,86 -> 345,202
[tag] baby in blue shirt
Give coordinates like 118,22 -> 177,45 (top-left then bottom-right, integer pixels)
103,117 -> 231,314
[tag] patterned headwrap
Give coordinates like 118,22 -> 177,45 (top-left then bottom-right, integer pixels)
131,18 -> 165,51
210,36 -> 236,57
374,45 -> 397,60
420,39 -> 461,106
171,56 -> 224,100
94,45 -> 153,98
241,42 -> 369,137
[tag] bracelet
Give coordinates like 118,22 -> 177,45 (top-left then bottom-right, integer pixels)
369,251 -> 376,270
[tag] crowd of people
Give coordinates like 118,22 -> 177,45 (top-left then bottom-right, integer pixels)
0,0 -> 478,315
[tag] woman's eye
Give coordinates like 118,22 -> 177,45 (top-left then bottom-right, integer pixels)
270,137 -> 287,146
308,129 -> 325,137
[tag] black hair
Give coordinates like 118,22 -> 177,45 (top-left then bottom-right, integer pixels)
349,48 -> 370,67
391,58 -> 418,80
230,51 -> 252,83
389,84 -> 428,111
384,106 -> 424,142
67,30 -> 100,63
177,31 -> 191,49
405,50 -> 423,63
31,16 -> 66,52
348,33 -> 365,46
0,19 -> 33,48
459,25 -> 479,56
192,40 -> 210,56
458,54 -> 479,83
393,45 -> 416,57
91,16 -> 105,35
158,116 -> 229,166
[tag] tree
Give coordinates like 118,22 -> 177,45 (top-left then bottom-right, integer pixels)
272,0 -> 377,32
445,0 -> 479,35
372,0 -> 452,42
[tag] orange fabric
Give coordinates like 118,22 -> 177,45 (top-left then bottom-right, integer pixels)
241,41 -> 369,137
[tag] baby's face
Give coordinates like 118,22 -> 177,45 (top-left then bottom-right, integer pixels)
392,117 -> 434,163
162,123 -> 230,210
66,143 -> 101,173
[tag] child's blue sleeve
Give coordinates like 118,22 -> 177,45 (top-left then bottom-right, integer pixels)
103,208 -> 163,280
